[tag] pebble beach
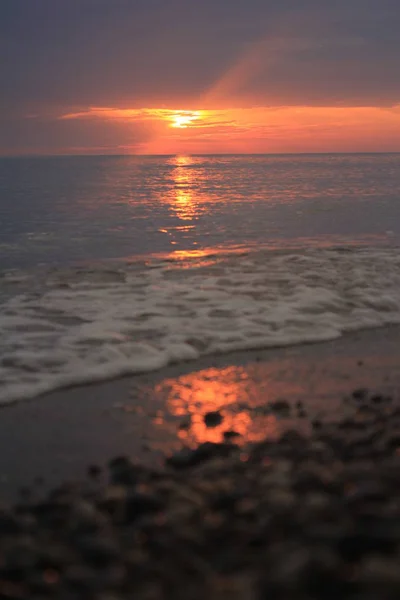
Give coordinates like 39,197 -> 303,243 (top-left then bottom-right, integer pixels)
1,329 -> 400,599
2,387 -> 400,599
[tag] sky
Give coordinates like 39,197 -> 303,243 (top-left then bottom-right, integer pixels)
1,0 -> 400,155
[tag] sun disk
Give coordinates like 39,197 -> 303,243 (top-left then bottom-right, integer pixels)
170,111 -> 201,128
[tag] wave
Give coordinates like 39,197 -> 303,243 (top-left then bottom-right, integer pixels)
1,245 -> 400,405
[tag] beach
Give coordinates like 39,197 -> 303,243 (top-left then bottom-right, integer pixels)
1,327 -> 400,597
1,325 -> 400,502
2,154 -> 400,596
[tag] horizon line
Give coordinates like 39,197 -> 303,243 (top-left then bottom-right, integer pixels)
2,151 -> 400,159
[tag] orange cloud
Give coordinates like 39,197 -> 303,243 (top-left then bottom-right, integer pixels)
59,104 -> 400,154
60,107 -> 231,128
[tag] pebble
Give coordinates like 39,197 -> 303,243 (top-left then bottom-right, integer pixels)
108,456 -> 139,485
385,432 -> 400,453
270,400 -> 291,415
204,410 -> 224,427
223,430 -> 240,440
88,464 -> 102,479
352,388 -> 369,401
178,416 -> 192,430
167,442 -> 236,469
76,536 -> 121,567
0,510 -> 23,535
124,492 -> 164,522
99,485 -> 127,518
1,388 -> 400,598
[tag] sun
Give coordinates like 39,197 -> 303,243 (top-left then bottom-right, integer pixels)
170,111 -> 201,128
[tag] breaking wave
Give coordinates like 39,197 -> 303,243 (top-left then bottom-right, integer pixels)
1,245 -> 400,404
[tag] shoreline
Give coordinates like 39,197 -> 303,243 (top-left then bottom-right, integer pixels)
1,325 -> 400,501
1,348 -> 400,597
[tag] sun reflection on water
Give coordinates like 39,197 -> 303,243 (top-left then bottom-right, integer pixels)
169,155 -> 199,222
157,154 -> 213,254
156,365 -> 280,446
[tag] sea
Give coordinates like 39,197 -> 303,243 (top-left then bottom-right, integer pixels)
1,153 -> 400,405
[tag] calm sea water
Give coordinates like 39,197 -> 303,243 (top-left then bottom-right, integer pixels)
1,153 -> 400,404
1,154 -> 400,269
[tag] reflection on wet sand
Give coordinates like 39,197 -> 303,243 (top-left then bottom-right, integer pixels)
155,365 -> 280,446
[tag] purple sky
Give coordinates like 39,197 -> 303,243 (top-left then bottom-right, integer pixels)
1,0 -> 400,154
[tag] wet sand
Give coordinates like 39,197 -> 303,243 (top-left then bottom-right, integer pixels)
1,326 -> 400,502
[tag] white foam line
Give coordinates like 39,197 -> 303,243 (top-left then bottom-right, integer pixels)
1,246 -> 400,405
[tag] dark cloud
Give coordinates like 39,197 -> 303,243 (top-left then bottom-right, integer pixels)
1,0 -> 399,152
0,114 -> 152,155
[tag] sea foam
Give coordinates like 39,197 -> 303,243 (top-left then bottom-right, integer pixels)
1,246 -> 400,405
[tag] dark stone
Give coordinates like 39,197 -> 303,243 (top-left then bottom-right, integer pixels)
36,545 -> 74,570
87,465 -> 102,479
204,411 -> 224,428
270,400 -> 291,415
124,492 -> 163,523
337,527 -> 396,562
25,571 -> 60,595
166,447 -> 196,469
337,418 -> 366,431
370,394 -> 385,404
386,433 -> 400,453
95,564 -> 126,590
3,538 -> 38,571
0,511 -> 24,535
32,500 -> 71,527
280,430 -> 307,449
352,388 -> 369,401
76,536 -> 121,567
345,481 -> 388,504
210,491 -> 242,511
70,502 -> 107,535
108,456 -> 138,485
64,565 -> 99,592
97,486 -> 127,518
178,416 -> 191,430
223,430 -> 240,440
293,469 -> 330,493
167,442 -> 236,469
108,456 -> 132,470
18,486 -> 32,500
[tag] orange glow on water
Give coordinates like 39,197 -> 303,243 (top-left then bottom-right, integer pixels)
154,154 -> 208,250
170,155 -> 197,221
156,365 -> 280,446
